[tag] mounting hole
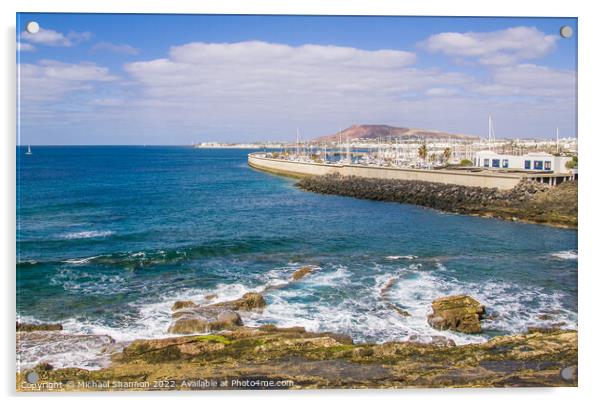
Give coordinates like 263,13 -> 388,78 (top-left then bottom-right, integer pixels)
25,371 -> 39,384
560,25 -> 573,39
26,21 -> 39,34
560,365 -> 577,381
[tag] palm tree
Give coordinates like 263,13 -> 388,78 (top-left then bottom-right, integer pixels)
418,143 -> 428,161
443,147 -> 452,163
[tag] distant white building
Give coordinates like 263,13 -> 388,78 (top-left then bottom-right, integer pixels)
474,151 -> 573,173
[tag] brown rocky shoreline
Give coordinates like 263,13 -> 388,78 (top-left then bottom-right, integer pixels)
296,174 -> 577,228
16,290 -> 578,391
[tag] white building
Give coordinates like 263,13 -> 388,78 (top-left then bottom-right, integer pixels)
474,151 -> 573,173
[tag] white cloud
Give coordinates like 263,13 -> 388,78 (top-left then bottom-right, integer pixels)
20,28 -> 91,47
474,64 -> 576,97
117,41 -> 485,139
169,41 -> 416,68
123,41 -> 464,105
419,26 -> 558,65
18,60 -> 116,101
17,40 -> 576,144
90,98 -> 126,106
424,87 -> 460,97
91,42 -> 140,55
17,42 -> 35,52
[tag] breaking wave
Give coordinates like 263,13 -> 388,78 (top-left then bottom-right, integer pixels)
18,258 -> 577,369
550,250 -> 578,260
60,230 -> 115,240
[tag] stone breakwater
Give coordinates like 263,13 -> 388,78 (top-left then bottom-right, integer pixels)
296,174 -> 577,228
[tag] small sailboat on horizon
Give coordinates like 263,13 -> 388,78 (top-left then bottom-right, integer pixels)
25,145 -> 32,155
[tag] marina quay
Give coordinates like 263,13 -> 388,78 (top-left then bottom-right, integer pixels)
247,127 -> 578,190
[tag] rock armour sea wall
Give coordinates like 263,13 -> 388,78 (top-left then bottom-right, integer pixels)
296,173 -> 548,214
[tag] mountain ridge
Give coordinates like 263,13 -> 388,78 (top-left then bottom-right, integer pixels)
314,124 -> 480,142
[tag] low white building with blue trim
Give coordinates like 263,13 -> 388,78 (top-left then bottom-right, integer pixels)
474,151 -> 572,173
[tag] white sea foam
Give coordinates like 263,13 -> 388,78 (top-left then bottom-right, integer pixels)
550,250 -> 578,260
63,255 -> 101,265
17,315 -> 122,371
384,266 -> 577,344
50,268 -> 126,295
60,230 -> 115,240
248,261 -> 576,345
385,255 -> 417,260
21,259 -> 577,369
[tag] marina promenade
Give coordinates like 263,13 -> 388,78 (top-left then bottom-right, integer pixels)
248,152 -> 554,190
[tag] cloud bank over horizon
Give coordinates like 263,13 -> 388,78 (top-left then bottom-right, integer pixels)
17,22 -> 577,144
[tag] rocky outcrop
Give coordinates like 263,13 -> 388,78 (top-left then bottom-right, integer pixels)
292,266 -> 315,281
296,175 -> 577,228
168,305 -> 243,334
216,310 -> 243,325
427,295 -> 485,334
168,293 -> 266,335
212,292 -> 266,311
168,316 -> 243,335
379,276 -> 412,318
18,328 -> 577,390
16,322 -> 63,332
171,301 -> 196,311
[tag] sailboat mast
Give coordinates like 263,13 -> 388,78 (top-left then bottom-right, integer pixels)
488,115 -> 496,150
339,128 -> 342,163
296,128 -> 300,157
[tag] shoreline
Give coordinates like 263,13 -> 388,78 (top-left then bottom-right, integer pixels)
17,287 -> 578,390
16,326 -> 578,391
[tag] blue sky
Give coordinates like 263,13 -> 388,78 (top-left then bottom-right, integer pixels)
17,13 -> 577,144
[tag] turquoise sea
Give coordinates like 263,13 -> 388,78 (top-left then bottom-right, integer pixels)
17,146 -> 577,369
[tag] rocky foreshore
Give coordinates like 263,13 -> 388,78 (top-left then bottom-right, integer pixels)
17,326 -> 577,390
17,291 -> 577,391
296,174 -> 577,228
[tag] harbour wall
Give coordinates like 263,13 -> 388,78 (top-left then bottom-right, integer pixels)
248,153 -> 523,190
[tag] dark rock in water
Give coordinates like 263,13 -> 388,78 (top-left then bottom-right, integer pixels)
390,306 -> 411,317
212,292 -> 266,311
217,310 -> 243,326
16,322 -> 63,332
35,362 -> 54,371
168,294 -> 260,334
292,266 -> 315,281
171,300 -> 196,311
427,295 -> 485,334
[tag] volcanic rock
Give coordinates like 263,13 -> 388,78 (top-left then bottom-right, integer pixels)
427,295 -> 485,334
292,266 -> 315,281
16,322 -> 63,332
